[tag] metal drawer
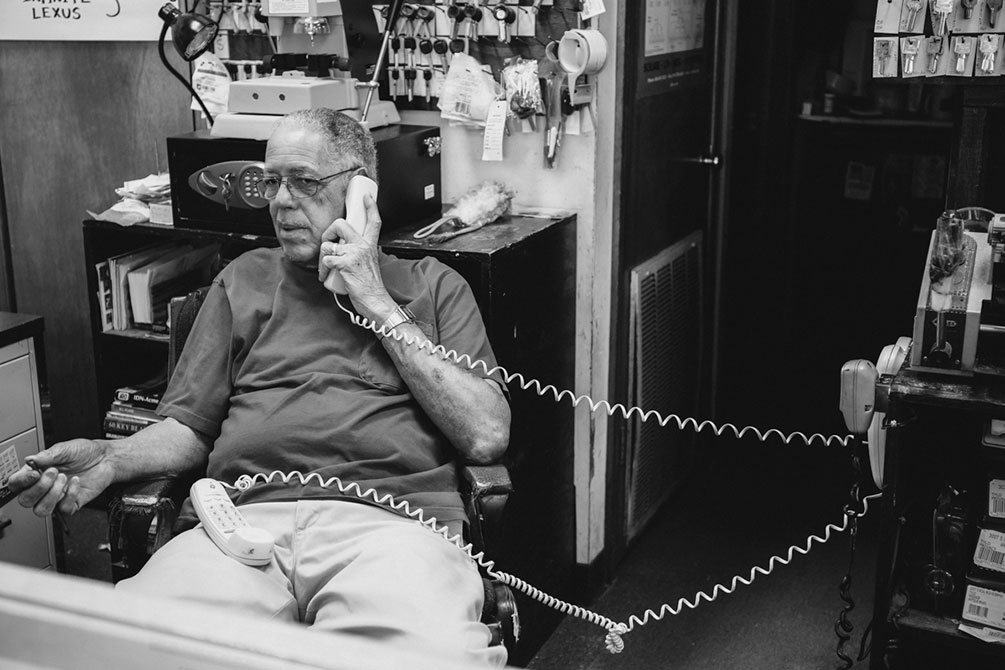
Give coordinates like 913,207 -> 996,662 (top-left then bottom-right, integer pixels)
0,354 -> 36,443
0,428 -> 54,569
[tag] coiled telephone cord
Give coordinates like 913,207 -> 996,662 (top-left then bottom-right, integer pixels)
225,470 -> 882,654
335,296 -> 853,448
317,296 -> 876,652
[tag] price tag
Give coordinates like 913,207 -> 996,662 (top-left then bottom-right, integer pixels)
991,479 -> 1005,519
581,0 -> 607,20
481,99 -> 508,162
974,528 -> 1005,573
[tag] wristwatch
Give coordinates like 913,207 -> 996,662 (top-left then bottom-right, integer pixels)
377,305 -> 416,340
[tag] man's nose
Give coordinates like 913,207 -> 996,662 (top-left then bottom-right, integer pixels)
273,179 -> 297,205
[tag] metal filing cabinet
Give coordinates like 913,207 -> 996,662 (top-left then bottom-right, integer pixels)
0,314 -> 55,570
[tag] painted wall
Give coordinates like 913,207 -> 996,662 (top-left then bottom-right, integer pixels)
401,0 -> 619,565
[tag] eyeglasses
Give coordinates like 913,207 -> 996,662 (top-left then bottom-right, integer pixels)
255,166 -> 360,200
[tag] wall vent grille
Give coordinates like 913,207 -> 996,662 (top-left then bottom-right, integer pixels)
625,230 -> 703,541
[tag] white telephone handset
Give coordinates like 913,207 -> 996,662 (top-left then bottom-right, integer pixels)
190,478 -> 274,566
839,337 -> 911,489
323,175 -> 379,294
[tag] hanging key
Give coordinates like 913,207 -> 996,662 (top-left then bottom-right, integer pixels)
423,68 -> 433,103
980,34 -> 999,74
904,0 -> 922,31
990,0 -> 1004,28
418,38 -> 434,67
464,4 -> 483,40
903,37 -> 920,74
449,36 -> 467,57
415,5 -> 435,38
876,39 -> 892,76
448,3 -> 465,40
390,35 -> 402,69
927,36 -> 945,73
433,38 -> 450,70
403,35 -> 418,69
389,67 -> 400,101
962,0 -> 977,19
954,36 -> 972,74
493,4 -> 515,43
933,0 -> 953,35
404,67 -> 417,102
398,3 -> 417,37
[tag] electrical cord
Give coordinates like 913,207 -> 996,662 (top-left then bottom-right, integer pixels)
221,470 -> 883,654
333,295 -> 854,449
270,294 -> 879,652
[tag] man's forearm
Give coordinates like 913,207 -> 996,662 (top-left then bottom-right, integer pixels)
105,417 -> 213,484
380,322 -> 510,463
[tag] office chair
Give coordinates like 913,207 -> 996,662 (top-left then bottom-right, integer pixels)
107,286 -> 519,650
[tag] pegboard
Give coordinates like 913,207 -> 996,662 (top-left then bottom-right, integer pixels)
372,0 -> 589,112
184,1 -> 591,112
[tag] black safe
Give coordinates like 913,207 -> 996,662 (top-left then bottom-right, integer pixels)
166,124 -> 442,236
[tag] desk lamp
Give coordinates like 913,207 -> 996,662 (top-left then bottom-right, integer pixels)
157,2 -> 219,124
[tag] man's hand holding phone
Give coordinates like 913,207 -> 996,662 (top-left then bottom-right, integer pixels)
318,176 -> 395,321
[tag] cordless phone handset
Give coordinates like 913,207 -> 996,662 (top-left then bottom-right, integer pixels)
324,175 -> 379,294
190,478 -> 274,566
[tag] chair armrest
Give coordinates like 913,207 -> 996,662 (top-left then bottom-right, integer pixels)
107,476 -> 187,582
460,464 -> 512,551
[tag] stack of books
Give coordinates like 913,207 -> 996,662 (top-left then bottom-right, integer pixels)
104,376 -> 167,438
94,241 -> 220,334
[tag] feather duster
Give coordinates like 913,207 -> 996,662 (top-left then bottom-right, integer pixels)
413,181 -> 515,243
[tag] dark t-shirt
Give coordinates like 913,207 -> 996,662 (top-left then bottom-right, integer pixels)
158,247 -> 505,528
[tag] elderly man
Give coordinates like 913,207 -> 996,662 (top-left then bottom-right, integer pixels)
10,108 -> 510,667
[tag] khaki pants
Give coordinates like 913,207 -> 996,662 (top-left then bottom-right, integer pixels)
117,499 -> 506,668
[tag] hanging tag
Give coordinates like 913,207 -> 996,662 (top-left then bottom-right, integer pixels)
191,52 -> 231,116
581,0 -> 607,20
565,107 -> 582,136
872,37 -> 899,78
900,0 -> 928,33
950,35 -> 976,76
976,33 -> 1002,76
876,0 -> 906,34
481,99 -> 508,161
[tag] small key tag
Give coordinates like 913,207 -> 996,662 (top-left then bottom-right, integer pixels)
951,35 -> 976,76
901,36 -> 926,77
931,0 -> 957,34
954,0 -> 981,32
976,33 -> 1002,76
876,0 -> 906,34
901,0 -> 928,33
873,37 -> 899,77
926,35 -> 949,76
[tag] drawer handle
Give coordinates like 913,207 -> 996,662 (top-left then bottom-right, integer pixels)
0,517 -> 11,534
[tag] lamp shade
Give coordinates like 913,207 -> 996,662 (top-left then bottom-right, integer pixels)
158,3 -> 218,62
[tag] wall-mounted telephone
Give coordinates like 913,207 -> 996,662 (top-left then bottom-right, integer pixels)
188,161 -> 270,211
322,175 -> 378,294
190,478 -> 274,566
840,337 -> 911,489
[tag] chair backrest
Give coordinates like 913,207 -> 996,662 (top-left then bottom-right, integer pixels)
167,286 -> 211,380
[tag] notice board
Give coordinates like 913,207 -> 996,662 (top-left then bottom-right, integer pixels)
0,0 -> 169,41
